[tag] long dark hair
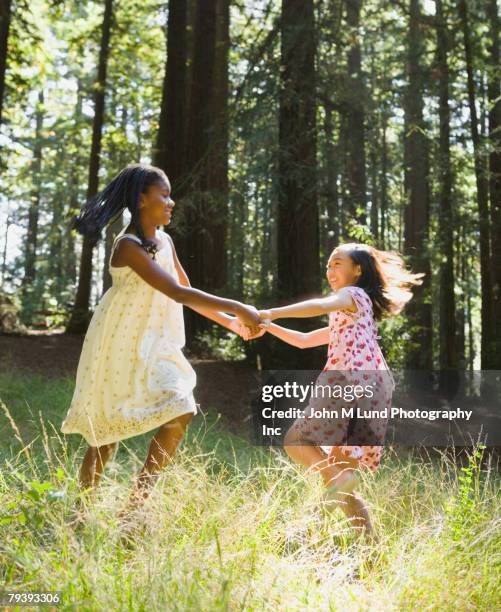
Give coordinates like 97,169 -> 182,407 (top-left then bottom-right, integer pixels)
337,243 -> 424,320
72,163 -> 168,256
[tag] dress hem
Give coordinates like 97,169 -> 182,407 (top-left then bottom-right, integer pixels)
61,399 -> 199,447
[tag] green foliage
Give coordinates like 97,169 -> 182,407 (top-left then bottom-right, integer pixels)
445,444 -> 488,546
195,327 -> 247,361
1,474 -> 66,531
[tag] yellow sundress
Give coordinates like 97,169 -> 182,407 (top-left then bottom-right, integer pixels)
61,227 -> 198,447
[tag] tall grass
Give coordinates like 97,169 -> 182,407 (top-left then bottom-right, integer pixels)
0,370 -> 499,610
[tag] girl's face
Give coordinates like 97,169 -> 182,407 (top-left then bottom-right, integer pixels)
139,178 -> 175,226
326,247 -> 362,291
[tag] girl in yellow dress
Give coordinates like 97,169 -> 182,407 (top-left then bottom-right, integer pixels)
61,163 -> 259,513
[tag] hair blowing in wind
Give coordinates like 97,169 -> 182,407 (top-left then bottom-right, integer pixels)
339,243 -> 424,320
71,163 -> 167,253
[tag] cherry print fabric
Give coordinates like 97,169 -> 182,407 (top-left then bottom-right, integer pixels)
289,285 -> 394,472
61,228 -> 197,446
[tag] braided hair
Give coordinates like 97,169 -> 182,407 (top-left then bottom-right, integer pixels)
72,163 -> 168,257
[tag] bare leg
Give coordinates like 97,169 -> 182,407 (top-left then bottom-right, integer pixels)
123,412 -> 193,513
284,427 -> 350,488
326,447 -> 373,539
79,442 -> 118,492
284,429 -> 373,538
336,491 -> 373,540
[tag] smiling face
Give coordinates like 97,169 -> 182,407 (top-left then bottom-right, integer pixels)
326,246 -> 362,291
139,177 -> 175,226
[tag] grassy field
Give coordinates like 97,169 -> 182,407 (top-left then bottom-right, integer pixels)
0,369 -> 500,611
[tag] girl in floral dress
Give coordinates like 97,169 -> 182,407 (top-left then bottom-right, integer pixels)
257,243 -> 422,538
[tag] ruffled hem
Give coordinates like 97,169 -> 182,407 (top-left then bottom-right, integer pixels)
61,396 -> 198,447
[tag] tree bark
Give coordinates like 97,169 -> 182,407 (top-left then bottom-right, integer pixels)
458,0 -> 495,369
486,0 -> 501,367
153,0 -> 187,190
66,0 -> 114,333
205,0 -> 229,290
380,108 -> 388,249
403,0 -> 433,370
176,0 -> 229,342
277,0 -> 319,300
344,0 -> 367,233
21,90 -> 44,321
435,0 -> 457,372
323,101 -> 340,254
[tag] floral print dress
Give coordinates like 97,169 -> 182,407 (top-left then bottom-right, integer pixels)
291,285 -> 394,472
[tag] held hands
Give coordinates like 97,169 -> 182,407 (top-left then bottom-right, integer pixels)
258,309 -> 272,328
230,306 -> 273,341
229,317 -> 266,340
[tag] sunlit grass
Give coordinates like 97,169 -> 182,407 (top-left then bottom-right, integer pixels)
0,370 -> 500,610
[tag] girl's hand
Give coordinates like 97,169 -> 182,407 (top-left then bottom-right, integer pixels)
258,309 -> 272,328
245,325 -> 267,340
228,317 -> 266,340
228,317 -> 251,339
236,303 -> 261,328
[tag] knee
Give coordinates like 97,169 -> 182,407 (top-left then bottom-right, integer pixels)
179,412 -> 194,428
160,412 -> 193,434
98,442 -> 118,458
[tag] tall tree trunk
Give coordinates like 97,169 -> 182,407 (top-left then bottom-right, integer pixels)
205,0 -> 229,290
21,90 -> 44,321
456,229 -> 466,367
458,0 -> 494,368
369,42 -> 378,241
273,0 -> 320,369
323,101 -> 339,254
486,0 -> 501,367
66,0 -> 113,333
153,0 -> 187,191
65,77 -> 84,291
277,0 -> 319,300
182,0 -> 217,342
1,199 -> 11,285
403,0 -> 432,370
152,0 -> 190,330
344,0 -> 367,233
465,250 -> 475,371
380,107 -> 388,249
435,0 -> 457,373
369,126 -> 379,241
0,0 -> 11,127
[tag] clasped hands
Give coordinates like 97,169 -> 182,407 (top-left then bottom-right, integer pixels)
229,306 -> 273,341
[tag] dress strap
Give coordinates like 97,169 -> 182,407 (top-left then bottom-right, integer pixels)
114,233 -> 142,245
111,233 -> 143,253
109,233 -> 143,265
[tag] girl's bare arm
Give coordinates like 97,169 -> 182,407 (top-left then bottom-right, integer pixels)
264,324 -> 330,349
260,288 -> 357,321
114,238 -> 260,327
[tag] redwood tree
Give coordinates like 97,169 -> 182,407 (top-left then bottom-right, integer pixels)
435,0 -> 457,371
403,0 -> 432,370
66,0 -> 114,333
277,0 -> 319,300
